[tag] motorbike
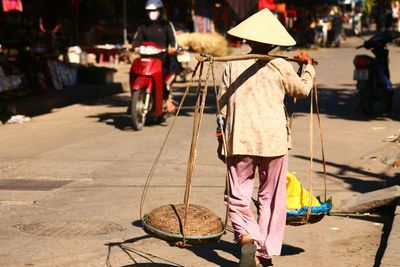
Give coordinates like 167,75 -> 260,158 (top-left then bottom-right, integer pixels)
129,42 -> 176,130
353,32 -> 399,115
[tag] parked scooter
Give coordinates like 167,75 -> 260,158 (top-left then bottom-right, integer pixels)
353,32 -> 399,115
174,46 -> 192,82
129,42 -> 176,130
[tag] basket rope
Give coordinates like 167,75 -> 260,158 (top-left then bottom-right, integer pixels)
181,55 -> 232,244
210,56 -> 231,232
313,80 -> 327,202
139,61 -> 201,220
303,77 -> 328,224
306,82 -> 314,223
140,57 -> 230,247
182,58 -> 211,244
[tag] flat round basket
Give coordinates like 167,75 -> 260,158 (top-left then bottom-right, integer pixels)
286,202 -> 332,226
142,204 -> 224,246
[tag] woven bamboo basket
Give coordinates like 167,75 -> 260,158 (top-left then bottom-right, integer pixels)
142,204 -> 224,246
286,201 -> 332,226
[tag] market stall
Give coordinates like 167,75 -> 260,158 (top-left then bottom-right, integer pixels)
0,0 -> 80,100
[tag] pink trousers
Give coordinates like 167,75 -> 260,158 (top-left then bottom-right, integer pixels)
226,154 -> 288,259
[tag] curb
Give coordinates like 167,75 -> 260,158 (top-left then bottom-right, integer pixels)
0,83 -> 124,120
381,198 -> 400,266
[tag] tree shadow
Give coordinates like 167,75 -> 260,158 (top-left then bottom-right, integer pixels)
86,85 -> 217,131
292,154 -> 399,267
87,111 -> 172,131
85,80 -> 400,130
373,205 -> 396,267
289,85 -> 400,121
293,155 -> 400,194
330,205 -> 400,267
293,154 -> 399,266
85,93 -> 132,108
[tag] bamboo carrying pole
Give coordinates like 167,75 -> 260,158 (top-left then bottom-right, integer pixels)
195,53 -> 319,65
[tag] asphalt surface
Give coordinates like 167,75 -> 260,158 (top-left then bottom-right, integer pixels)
0,35 -> 399,267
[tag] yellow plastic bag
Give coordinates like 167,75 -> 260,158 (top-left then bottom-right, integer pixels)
286,172 -> 320,210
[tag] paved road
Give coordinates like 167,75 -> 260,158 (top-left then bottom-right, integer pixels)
0,36 -> 399,267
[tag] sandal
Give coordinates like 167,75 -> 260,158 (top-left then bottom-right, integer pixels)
239,243 -> 257,267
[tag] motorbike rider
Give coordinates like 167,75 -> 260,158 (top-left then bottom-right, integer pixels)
130,0 -> 178,114
354,31 -> 397,115
374,35 -> 393,95
363,32 -> 394,96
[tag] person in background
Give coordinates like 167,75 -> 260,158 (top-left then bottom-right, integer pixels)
373,1 -> 386,32
217,8 -> 316,267
392,1 -> 400,31
130,0 -> 178,113
329,6 -> 343,47
384,0 -> 393,30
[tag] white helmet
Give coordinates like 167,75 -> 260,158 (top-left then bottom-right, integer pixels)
145,0 -> 163,10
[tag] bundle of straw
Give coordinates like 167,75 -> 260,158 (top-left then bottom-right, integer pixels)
176,32 -> 229,57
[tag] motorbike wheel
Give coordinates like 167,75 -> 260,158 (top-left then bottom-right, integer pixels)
383,91 -> 393,113
360,97 -> 373,116
357,82 -> 372,116
131,90 -> 151,131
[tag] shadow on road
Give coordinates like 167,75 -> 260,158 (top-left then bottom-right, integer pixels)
121,264 -> 178,266
86,85 -> 217,131
288,85 -> 400,121
294,155 -> 400,194
185,241 -> 303,265
105,235 -> 185,267
105,220 -> 305,266
87,82 -> 400,132
332,206 -> 399,267
105,236 -> 304,266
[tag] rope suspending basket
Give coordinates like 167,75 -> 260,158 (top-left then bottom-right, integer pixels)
285,172 -> 332,226
284,59 -> 332,226
140,57 -> 226,247
140,52 -> 331,246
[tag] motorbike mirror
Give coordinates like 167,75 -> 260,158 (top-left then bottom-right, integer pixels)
355,35 -> 366,49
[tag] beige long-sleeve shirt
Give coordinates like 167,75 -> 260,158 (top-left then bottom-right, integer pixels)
218,57 -> 316,157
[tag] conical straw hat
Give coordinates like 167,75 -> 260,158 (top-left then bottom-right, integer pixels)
228,8 -> 296,46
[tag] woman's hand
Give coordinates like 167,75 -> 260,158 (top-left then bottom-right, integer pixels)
167,46 -> 177,55
296,51 -> 313,65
